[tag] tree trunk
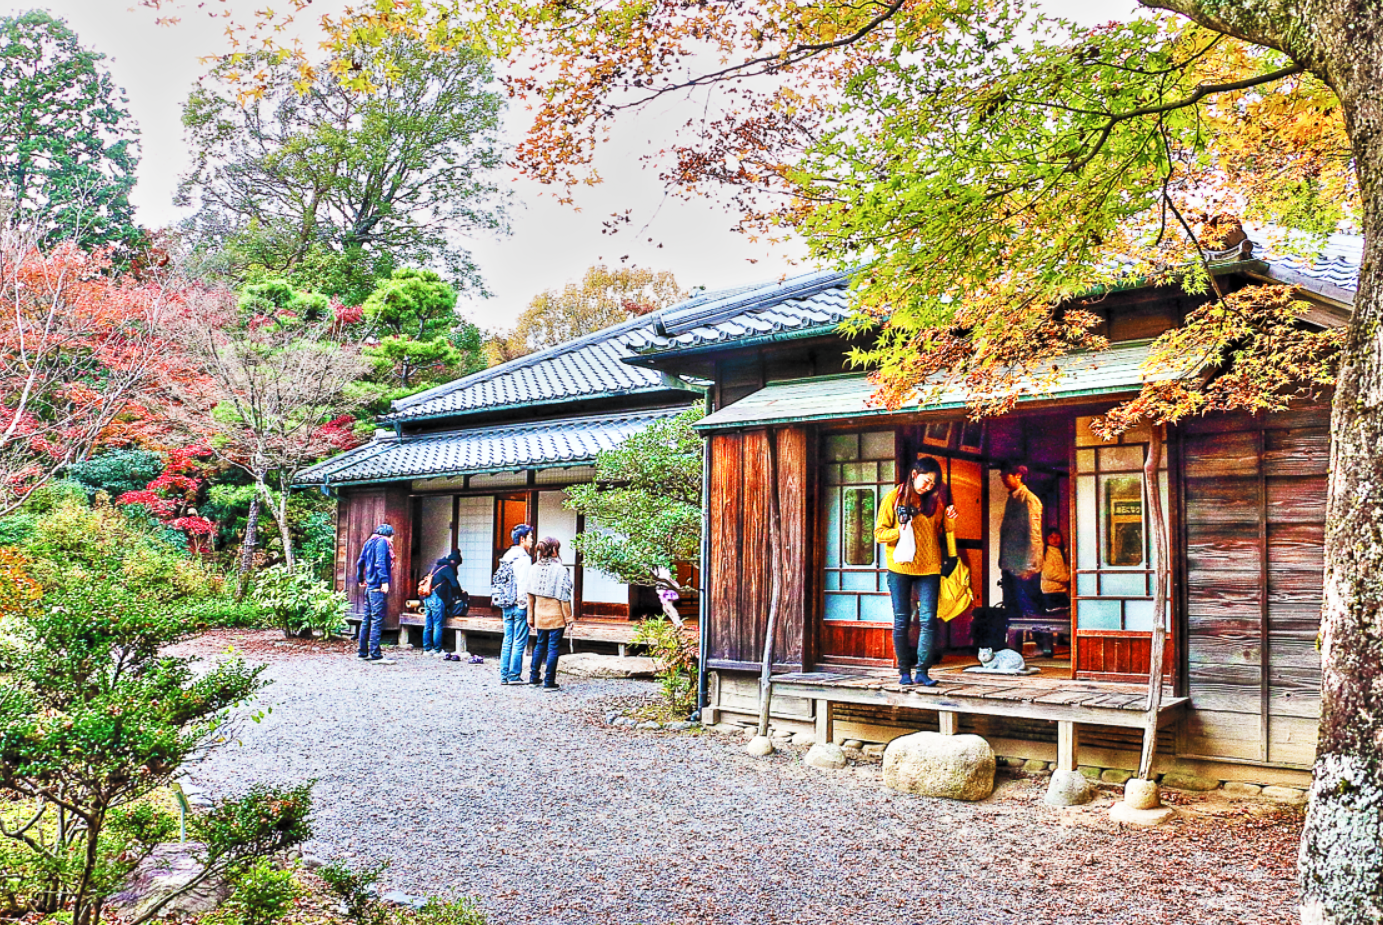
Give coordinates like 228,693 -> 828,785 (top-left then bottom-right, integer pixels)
756,430 -> 783,738
1300,25 -> 1383,922
234,494 -> 261,601
256,480 -> 296,572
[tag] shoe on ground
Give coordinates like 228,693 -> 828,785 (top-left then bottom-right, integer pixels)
899,671 -> 915,686
543,683 -> 561,691
356,653 -> 369,660
528,678 -> 542,686
913,670 -> 938,687
368,657 -> 396,665
500,678 -> 511,685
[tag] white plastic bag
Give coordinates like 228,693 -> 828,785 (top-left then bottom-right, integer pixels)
894,519 -> 916,564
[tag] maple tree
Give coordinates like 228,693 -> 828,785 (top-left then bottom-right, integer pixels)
497,264 -> 685,359
0,226 -> 176,517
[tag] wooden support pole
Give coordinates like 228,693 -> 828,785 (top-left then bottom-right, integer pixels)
756,430 -> 783,739
815,699 -> 834,745
1139,425 -> 1170,780
1057,720 -> 1079,773
938,711 -> 960,736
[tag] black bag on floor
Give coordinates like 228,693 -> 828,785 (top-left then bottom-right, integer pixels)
970,605 -> 1009,650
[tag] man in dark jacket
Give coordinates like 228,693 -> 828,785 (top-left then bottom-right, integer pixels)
422,550 -> 463,657
355,524 -> 395,664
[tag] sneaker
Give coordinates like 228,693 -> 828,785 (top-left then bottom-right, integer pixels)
500,678 -> 511,685
543,683 -> 561,691
528,678 -> 542,686
356,653 -> 369,660
367,657 -> 396,665
468,654 -> 484,664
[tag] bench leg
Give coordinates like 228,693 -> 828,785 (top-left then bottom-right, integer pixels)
454,630 -> 468,656
1057,720 -> 1079,773
938,711 -> 959,736
618,644 -> 627,658
814,699 -> 834,745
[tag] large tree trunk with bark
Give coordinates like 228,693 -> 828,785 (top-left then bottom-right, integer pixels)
1300,17 -> 1383,921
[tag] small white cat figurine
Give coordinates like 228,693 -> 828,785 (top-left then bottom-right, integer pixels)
977,647 -> 1027,673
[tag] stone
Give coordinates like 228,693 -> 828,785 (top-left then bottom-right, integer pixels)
711,722 -> 739,734
556,653 -> 657,679
665,721 -> 693,732
882,732 -> 995,802
862,744 -> 886,759
804,743 -> 848,770
792,732 -> 816,748
605,712 -> 621,725
300,854 -> 327,871
1079,765 -> 1103,780
107,843 -> 231,922
745,735 -> 775,757
1045,769 -> 1095,806
842,747 -> 864,761
1101,768 -> 1135,785
842,739 -> 864,750
381,891 -> 427,910
1221,781 -> 1264,799
1124,778 -> 1162,811
1022,758 -> 1049,773
1000,756 -> 1026,769
1262,785 -> 1308,805
1110,802 -> 1176,826
1161,770 -> 1221,792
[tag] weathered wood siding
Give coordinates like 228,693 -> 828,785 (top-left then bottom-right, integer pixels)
706,427 -> 811,668
1179,404 -> 1327,768
336,485 -> 413,631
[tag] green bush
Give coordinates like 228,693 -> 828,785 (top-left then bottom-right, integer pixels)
67,449 -> 164,498
178,596 -> 267,629
206,859 -> 301,925
412,899 -> 489,925
631,615 -> 698,715
319,860 -> 390,925
251,565 -> 348,639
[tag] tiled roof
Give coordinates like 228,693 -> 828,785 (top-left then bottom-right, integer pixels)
382,310 -> 686,424
299,408 -> 688,485
695,341 -> 1180,430
1249,232 -> 1362,304
621,270 -> 854,357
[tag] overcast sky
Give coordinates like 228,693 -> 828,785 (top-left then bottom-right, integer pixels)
8,0 -> 1134,331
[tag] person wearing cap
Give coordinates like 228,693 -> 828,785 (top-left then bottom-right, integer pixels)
356,523 -> 396,664
999,463 -> 1044,631
498,524 -> 535,684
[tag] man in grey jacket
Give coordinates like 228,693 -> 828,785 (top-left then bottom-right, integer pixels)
998,463 -> 1044,631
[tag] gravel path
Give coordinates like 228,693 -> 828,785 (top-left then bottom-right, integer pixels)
176,631 -> 1303,925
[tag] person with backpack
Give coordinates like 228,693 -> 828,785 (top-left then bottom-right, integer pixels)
494,524 -> 534,684
525,536 -> 574,690
420,549 -> 462,658
355,523 -> 395,664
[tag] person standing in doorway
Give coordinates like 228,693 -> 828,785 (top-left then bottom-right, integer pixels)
875,455 -> 959,687
999,463 -> 1045,630
526,536 -> 574,690
496,525 -> 535,684
355,524 -> 396,665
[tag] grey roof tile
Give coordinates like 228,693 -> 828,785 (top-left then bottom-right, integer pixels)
299,408 -> 686,485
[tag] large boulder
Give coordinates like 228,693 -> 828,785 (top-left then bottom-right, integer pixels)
556,653 -> 656,679
882,732 -> 995,801
106,843 -> 230,922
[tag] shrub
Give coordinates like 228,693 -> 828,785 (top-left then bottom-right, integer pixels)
251,565 -> 348,639
205,859 -> 301,925
178,596 -> 268,629
630,615 -> 698,714
319,860 -> 390,925
412,899 -> 489,925
67,449 -> 164,498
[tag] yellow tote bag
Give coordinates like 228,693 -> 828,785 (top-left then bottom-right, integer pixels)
938,557 -> 975,623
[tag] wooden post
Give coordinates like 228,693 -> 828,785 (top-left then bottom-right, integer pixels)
814,699 -> 834,745
1057,720 -> 1079,773
756,429 -> 783,738
938,711 -> 959,736
1138,425 -> 1170,780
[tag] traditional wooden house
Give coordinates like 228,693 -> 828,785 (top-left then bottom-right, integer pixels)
627,239 -> 1359,787
297,308 -> 705,651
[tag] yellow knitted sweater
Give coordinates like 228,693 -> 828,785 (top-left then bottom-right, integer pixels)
874,485 -> 956,576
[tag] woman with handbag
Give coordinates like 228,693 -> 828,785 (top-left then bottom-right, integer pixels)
420,549 -> 462,658
525,537 -> 574,690
874,454 -> 958,687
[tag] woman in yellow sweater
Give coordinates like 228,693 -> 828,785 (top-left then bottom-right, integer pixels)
875,455 -> 958,686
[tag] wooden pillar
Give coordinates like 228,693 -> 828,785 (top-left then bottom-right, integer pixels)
1057,720 -> 1079,772
815,699 -> 835,745
938,711 -> 959,736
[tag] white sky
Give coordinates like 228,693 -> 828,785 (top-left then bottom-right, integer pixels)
9,0 -> 1134,330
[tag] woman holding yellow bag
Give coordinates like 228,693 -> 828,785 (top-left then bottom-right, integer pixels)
874,455 -> 958,687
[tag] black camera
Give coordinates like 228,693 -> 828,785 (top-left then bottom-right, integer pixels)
896,503 -> 919,525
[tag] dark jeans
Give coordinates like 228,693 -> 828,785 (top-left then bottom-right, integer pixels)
358,589 -> 387,659
530,626 -> 565,685
886,572 -> 940,672
423,593 -> 445,652
1001,570 -> 1038,624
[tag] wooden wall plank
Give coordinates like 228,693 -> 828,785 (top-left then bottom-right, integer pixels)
738,430 -> 770,665
1268,715 -> 1320,767
1266,477 -> 1328,523
1264,428 -> 1331,476
708,434 -> 743,663
1183,476 -> 1262,523
775,427 -> 808,666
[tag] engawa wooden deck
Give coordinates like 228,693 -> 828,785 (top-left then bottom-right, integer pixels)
391,612 -> 697,654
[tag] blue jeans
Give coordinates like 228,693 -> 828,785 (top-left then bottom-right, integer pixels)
887,572 -> 940,673
358,589 -> 387,660
423,593 -> 445,652
499,606 -> 529,682
530,626 -> 565,685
